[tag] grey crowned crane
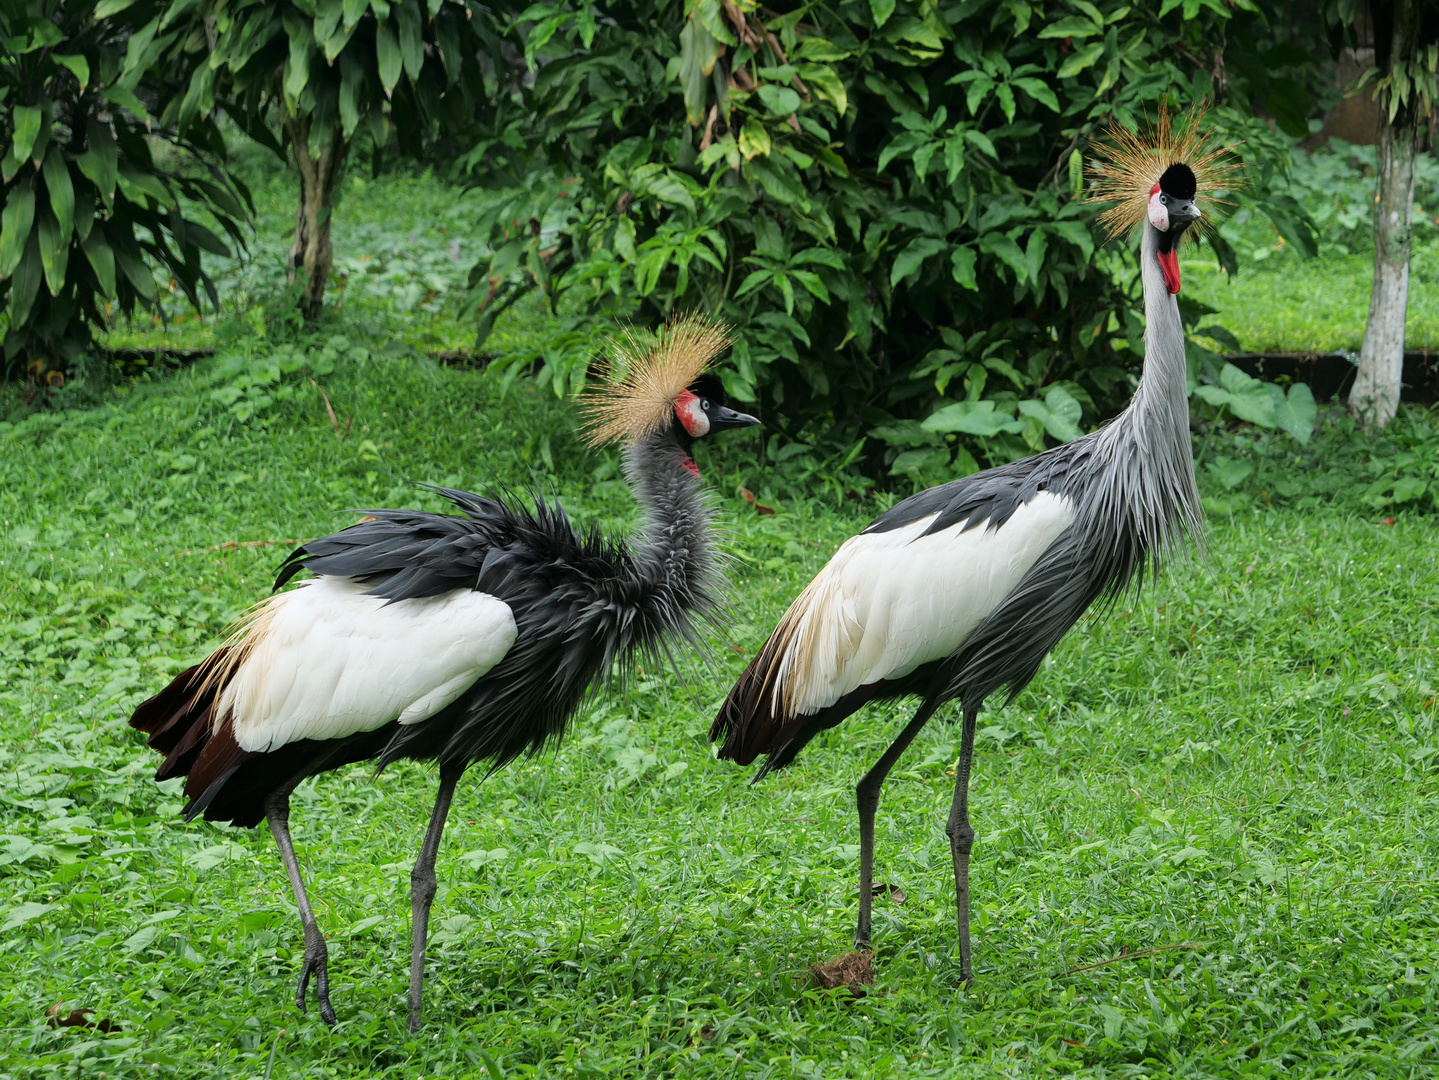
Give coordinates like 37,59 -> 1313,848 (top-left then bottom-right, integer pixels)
130,316 -> 757,1031
711,114 -> 1238,982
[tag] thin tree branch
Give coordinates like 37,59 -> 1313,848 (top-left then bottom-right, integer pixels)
1053,942 -> 1207,978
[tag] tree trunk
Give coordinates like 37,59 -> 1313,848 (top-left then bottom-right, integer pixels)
286,117 -> 349,322
1349,1 -> 1421,430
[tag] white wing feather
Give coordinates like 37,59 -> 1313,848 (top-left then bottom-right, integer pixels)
774,491 -> 1076,716
222,576 -> 518,753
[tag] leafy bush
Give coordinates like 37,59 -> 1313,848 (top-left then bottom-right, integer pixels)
141,0 -> 511,319
0,0 -> 249,380
466,0 -> 1321,481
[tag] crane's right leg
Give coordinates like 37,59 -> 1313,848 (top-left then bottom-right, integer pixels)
945,707 -> 979,984
407,761 -> 464,1034
264,787 -> 338,1026
855,702 -> 938,949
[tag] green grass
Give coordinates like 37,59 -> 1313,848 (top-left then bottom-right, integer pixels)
2,349 -> 1437,1078
1183,239 -> 1439,354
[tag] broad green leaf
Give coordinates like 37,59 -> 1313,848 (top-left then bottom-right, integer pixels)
283,14 -> 316,103
1026,385 -> 1083,441
679,19 -> 719,125
115,244 -> 155,299
94,0 -> 139,14
376,21 -> 402,96
1050,219 -> 1093,262
103,84 -> 149,123
738,120 -> 772,160
695,0 -> 736,46
371,0 -> 392,21
10,239 -> 42,324
951,245 -> 978,290
36,207 -> 68,295
53,54 -> 90,91
118,169 -> 174,208
891,236 -> 946,287
799,65 -> 848,118
749,157 -> 808,208
869,0 -> 896,27
758,84 -> 802,116
12,105 -> 42,164
1068,149 -> 1084,195
1037,15 -> 1103,37
397,0 -> 424,81
76,122 -> 119,206
1273,382 -> 1317,444
0,181 -> 36,278
315,0 -> 344,43
922,400 -> 1026,437
1057,42 -> 1106,78
1,902 -> 55,933
1011,76 -> 1059,111
339,50 -> 364,136
878,130 -> 929,173
343,0 -> 369,28
962,129 -> 997,158
82,229 -> 116,296
323,20 -> 358,63
980,232 -> 1027,283
42,147 -> 74,243
1024,228 -> 1047,288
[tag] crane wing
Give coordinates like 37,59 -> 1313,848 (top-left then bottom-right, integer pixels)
770,491 -> 1076,718
220,576 -> 517,752
713,442 -> 1093,766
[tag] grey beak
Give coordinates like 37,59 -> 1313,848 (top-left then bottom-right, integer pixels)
709,405 -> 761,432
1169,199 -> 1202,226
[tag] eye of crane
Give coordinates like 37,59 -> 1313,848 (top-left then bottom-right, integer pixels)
701,399 -> 712,411
1160,194 -> 1169,204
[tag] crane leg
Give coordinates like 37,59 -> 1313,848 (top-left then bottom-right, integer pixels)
265,791 -> 338,1026
855,701 -> 938,950
407,762 -> 464,1034
945,707 -> 979,984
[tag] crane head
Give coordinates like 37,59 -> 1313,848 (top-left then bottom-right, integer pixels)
1088,107 -> 1244,295
581,313 -> 760,448
674,372 -> 760,442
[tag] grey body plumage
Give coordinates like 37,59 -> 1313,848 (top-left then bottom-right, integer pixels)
713,183 -> 1207,981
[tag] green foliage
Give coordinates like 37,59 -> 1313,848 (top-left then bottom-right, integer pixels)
0,0 -> 250,377
2,356 -> 1437,1076
465,0 -> 1319,479
1193,361 -> 1318,443
137,0 -> 506,165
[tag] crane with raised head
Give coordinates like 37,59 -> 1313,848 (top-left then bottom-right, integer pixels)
710,114 -> 1237,983
130,316 -> 757,1031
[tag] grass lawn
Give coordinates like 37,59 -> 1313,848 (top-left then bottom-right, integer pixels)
2,347 -> 1437,1078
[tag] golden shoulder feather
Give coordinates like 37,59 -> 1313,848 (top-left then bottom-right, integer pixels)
1087,105 -> 1245,241
580,314 -> 733,447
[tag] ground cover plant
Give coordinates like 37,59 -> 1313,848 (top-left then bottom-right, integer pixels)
1,341 -> 1436,1078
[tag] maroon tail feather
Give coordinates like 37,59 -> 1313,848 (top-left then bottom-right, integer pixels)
710,633 -> 791,766
129,650 -> 255,819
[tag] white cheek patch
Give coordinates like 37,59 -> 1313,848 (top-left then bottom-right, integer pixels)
1148,191 -> 1169,232
675,389 -> 710,438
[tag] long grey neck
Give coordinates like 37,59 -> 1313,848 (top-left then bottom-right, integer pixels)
622,427 -> 721,618
1093,224 -> 1203,553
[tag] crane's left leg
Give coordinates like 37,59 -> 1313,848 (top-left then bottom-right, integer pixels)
855,702 -> 938,949
407,762 -> 464,1034
945,706 -> 980,984
264,786 -> 338,1026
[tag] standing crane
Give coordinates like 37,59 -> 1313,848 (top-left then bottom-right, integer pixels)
711,114 -> 1237,983
130,316 -> 757,1031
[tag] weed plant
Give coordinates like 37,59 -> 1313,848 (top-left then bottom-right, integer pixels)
1,351 -> 1436,1078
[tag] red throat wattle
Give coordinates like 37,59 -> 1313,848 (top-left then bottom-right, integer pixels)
1157,249 -> 1181,294
679,454 -> 700,478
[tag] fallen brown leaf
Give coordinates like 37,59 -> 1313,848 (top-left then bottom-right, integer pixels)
869,882 -> 905,905
46,1002 -> 121,1033
738,488 -> 776,515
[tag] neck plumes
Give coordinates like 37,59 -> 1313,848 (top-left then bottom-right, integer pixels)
1095,224 -> 1204,557
620,427 -> 723,641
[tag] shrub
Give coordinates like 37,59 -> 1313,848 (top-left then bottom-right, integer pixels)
464,0 -> 1321,482
0,0 -> 249,381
